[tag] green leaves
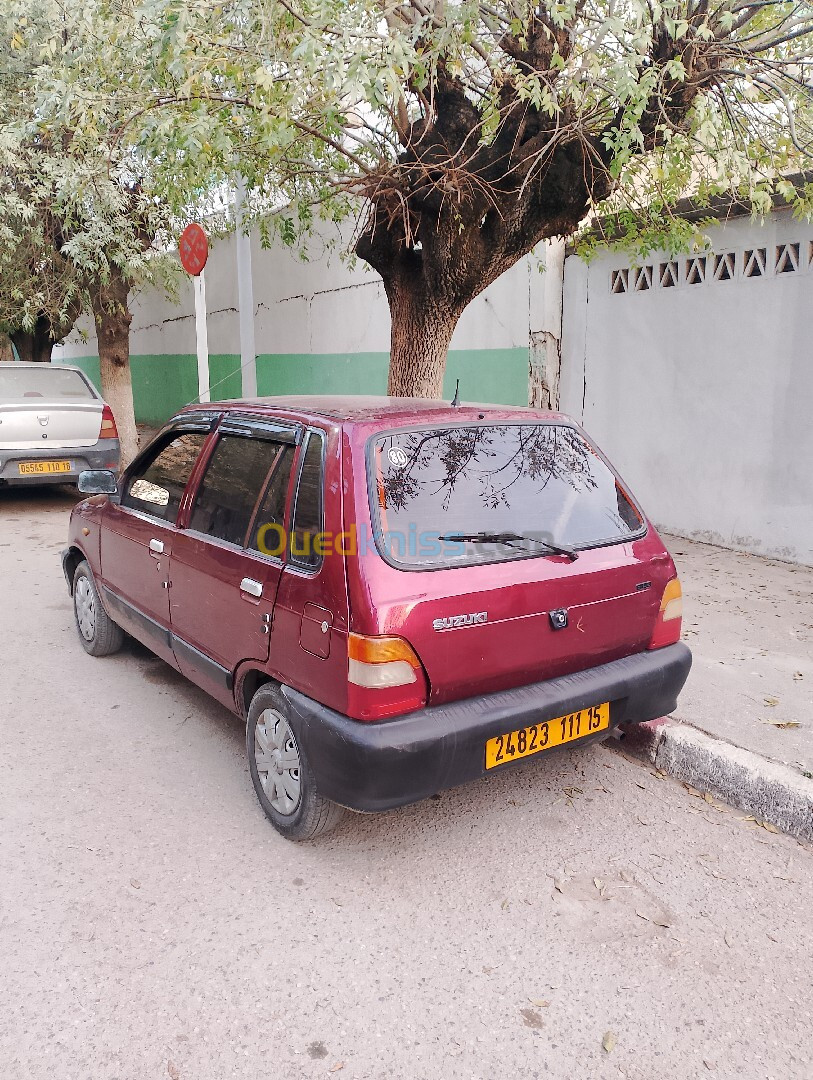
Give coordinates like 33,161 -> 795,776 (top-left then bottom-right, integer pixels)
2,0 -> 813,323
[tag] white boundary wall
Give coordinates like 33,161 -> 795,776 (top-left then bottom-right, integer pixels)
560,208 -> 813,565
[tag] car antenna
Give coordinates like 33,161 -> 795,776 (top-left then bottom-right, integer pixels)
450,379 -> 461,407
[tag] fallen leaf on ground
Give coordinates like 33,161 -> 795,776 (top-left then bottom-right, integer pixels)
763,697 -> 779,707
520,1008 -> 545,1029
602,1031 -> 617,1052
167,1063 -> 180,1080
130,879 -> 141,890
328,1064 -> 344,1074
767,720 -> 801,729
528,999 -> 550,1008
703,792 -> 714,804
760,821 -> 780,834
793,672 -> 803,681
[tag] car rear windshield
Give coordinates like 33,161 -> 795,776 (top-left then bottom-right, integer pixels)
0,367 -> 95,403
369,423 -> 645,569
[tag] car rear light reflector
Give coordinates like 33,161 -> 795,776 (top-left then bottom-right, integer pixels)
347,633 -> 420,687
648,576 -> 683,649
346,633 -> 428,720
348,658 -> 417,688
100,405 -> 119,439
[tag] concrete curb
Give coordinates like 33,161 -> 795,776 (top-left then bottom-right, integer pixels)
619,718 -> 813,842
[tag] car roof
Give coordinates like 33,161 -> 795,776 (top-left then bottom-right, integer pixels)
0,361 -> 87,372
181,395 -> 568,428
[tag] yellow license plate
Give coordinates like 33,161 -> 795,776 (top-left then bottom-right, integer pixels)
485,702 -> 610,769
17,460 -> 72,475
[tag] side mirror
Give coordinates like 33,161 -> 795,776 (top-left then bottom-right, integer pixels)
78,470 -> 118,495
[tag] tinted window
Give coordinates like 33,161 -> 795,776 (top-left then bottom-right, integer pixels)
124,432 -> 205,522
370,424 -> 644,569
189,435 -> 281,547
0,366 -> 95,402
290,432 -> 324,569
249,445 -> 296,556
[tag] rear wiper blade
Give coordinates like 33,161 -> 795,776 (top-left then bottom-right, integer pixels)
437,532 -> 579,561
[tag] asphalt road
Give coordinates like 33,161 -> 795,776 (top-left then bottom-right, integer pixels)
1,486 -> 812,1080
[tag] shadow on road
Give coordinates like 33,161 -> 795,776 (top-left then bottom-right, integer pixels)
0,484 -> 83,512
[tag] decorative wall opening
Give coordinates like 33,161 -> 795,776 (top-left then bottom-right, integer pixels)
633,266 -> 653,291
686,256 -> 706,285
775,242 -> 800,274
744,248 -> 767,278
610,236 -> 810,295
713,253 -> 736,281
659,261 -> 679,287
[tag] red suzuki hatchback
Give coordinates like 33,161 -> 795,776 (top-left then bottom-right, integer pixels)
63,397 -> 691,840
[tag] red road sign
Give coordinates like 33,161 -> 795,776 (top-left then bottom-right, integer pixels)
179,222 -> 208,276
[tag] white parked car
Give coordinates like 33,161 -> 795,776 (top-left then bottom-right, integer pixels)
0,362 -> 120,487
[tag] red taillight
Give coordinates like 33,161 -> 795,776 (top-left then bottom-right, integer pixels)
100,405 -> 119,440
648,576 -> 683,649
346,633 -> 428,721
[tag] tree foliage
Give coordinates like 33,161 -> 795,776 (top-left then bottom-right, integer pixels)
123,0 -> 813,393
2,0 -> 812,396
0,0 -> 217,458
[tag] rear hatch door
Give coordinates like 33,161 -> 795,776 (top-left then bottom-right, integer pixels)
365,420 -> 672,704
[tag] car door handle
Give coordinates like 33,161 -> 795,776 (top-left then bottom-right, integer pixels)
240,577 -> 263,598
149,538 -> 164,554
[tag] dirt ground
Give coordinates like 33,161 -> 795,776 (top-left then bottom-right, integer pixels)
1,486 -> 812,1080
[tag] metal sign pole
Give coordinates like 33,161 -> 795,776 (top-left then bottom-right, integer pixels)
194,268 -> 210,403
235,177 -> 258,399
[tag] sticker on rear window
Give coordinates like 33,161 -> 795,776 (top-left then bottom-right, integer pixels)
388,446 -> 408,468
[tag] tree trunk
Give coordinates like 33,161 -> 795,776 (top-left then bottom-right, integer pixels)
386,287 -> 460,398
91,268 -> 139,469
10,316 -> 55,363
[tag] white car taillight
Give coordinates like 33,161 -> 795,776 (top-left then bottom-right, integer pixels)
348,657 -> 418,688
346,633 -> 427,720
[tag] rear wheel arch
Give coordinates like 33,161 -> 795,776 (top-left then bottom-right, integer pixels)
238,668 -> 276,720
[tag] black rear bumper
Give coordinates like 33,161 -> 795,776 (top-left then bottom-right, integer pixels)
0,441 -> 120,485
282,643 -> 692,813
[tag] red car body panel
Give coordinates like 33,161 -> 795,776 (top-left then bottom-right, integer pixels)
100,500 -> 178,670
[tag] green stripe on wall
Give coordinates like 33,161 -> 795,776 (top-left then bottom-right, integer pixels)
69,348 -> 529,427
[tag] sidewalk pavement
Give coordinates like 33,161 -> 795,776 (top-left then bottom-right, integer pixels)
620,534 -> 813,840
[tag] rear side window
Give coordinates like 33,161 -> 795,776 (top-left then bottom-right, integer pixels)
124,432 -> 206,522
290,431 -> 324,570
370,424 -> 644,569
249,445 -> 296,556
0,366 -> 95,402
189,435 -> 283,547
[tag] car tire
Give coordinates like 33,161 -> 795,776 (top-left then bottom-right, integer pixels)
246,683 -> 347,841
72,561 -> 125,657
